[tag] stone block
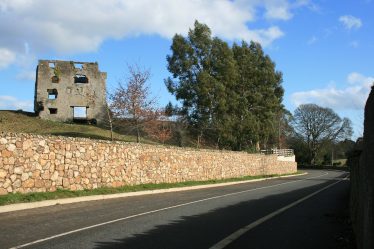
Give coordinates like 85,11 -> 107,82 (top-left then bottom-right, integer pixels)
14,167 -> 23,174
51,171 -> 59,181
62,178 -> 70,188
22,140 -> 33,150
0,169 -> 7,178
12,179 -> 21,188
22,179 -> 35,188
65,151 -> 72,159
41,171 -> 50,180
21,173 -> 29,181
7,144 -> 16,152
0,188 -> 7,195
0,138 -> 7,144
1,150 -> 12,158
34,179 -> 45,188
10,174 -> 17,182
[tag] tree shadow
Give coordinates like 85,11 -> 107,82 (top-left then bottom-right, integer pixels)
92,179 -> 349,249
50,132 -> 112,141
5,110 -> 37,117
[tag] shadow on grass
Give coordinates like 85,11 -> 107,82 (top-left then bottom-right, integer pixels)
3,110 -> 37,117
50,132 -> 113,141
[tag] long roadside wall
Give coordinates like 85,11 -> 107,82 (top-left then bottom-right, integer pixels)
348,85 -> 374,249
0,133 -> 297,195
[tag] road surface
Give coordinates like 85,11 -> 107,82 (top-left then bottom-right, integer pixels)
0,170 -> 352,249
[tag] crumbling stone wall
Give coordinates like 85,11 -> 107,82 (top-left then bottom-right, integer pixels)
0,133 -> 296,195
349,86 -> 374,249
34,60 -> 107,124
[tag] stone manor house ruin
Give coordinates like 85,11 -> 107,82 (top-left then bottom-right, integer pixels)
34,60 -> 107,124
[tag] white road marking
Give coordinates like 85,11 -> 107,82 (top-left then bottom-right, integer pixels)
9,172 -> 330,249
209,174 -> 349,249
0,173 -> 308,214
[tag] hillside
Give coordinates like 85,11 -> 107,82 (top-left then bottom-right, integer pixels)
0,110 -> 146,143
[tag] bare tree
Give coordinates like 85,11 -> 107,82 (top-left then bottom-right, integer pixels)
143,111 -> 173,144
110,65 -> 156,143
292,104 -> 353,165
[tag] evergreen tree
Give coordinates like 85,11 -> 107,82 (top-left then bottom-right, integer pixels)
231,41 -> 284,150
166,21 -> 284,150
166,21 -> 237,147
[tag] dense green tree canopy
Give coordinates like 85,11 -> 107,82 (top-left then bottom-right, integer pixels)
166,21 -> 284,150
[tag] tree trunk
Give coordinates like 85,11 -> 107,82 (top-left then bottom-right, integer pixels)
135,119 -> 140,143
105,103 -> 114,141
136,127 -> 140,143
310,148 -> 317,166
256,141 -> 260,151
197,131 -> 203,148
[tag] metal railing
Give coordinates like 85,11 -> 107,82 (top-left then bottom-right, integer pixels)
260,148 -> 294,157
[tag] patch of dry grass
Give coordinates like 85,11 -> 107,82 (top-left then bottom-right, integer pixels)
0,110 -> 146,142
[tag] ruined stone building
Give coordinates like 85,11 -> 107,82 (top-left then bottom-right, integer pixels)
34,60 -> 107,124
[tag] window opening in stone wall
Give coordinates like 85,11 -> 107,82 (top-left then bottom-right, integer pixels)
37,101 -> 44,111
47,89 -> 58,99
49,108 -> 57,114
73,106 -> 87,119
74,63 -> 83,69
74,74 -> 89,84
51,75 -> 59,83
49,62 -> 55,68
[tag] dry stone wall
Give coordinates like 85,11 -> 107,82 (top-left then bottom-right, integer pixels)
0,133 -> 297,195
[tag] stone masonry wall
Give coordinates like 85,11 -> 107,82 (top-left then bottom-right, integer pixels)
349,85 -> 374,249
0,133 -> 297,195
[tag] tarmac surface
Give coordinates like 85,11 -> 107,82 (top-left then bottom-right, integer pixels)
0,170 -> 354,249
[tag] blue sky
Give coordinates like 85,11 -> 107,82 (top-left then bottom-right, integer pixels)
0,0 -> 373,138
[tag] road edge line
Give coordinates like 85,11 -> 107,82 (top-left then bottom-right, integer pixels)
8,172 -> 329,249
209,173 -> 349,249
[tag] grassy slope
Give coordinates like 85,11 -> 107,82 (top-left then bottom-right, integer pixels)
0,110 -> 206,147
0,110 -> 146,143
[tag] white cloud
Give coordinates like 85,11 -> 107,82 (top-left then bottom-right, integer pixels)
0,96 -> 33,111
291,72 -> 373,110
307,36 -> 318,45
242,26 -> 284,47
0,0 -> 307,66
339,15 -> 362,30
349,40 -> 359,48
264,0 -> 293,20
16,70 -> 35,81
0,48 -> 16,69
347,72 -> 373,86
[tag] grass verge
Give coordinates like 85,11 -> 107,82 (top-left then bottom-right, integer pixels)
0,172 -> 302,206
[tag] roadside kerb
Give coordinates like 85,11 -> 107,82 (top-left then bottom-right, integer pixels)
0,172 -> 307,214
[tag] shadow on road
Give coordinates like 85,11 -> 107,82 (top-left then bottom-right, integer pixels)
93,179 -> 355,249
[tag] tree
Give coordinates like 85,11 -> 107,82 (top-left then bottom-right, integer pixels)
143,111 -> 173,144
231,41 -> 284,150
292,104 -> 353,165
104,101 -> 114,141
110,65 -> 156,143
165,21 -> 284,150
165,21 -> 237,148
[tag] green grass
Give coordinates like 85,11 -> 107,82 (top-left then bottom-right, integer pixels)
333,159 -> 347,166
0,110 -> 153,143
0,172 -> 302,206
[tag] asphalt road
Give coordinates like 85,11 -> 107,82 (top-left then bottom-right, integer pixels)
0,170 -> 352,249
